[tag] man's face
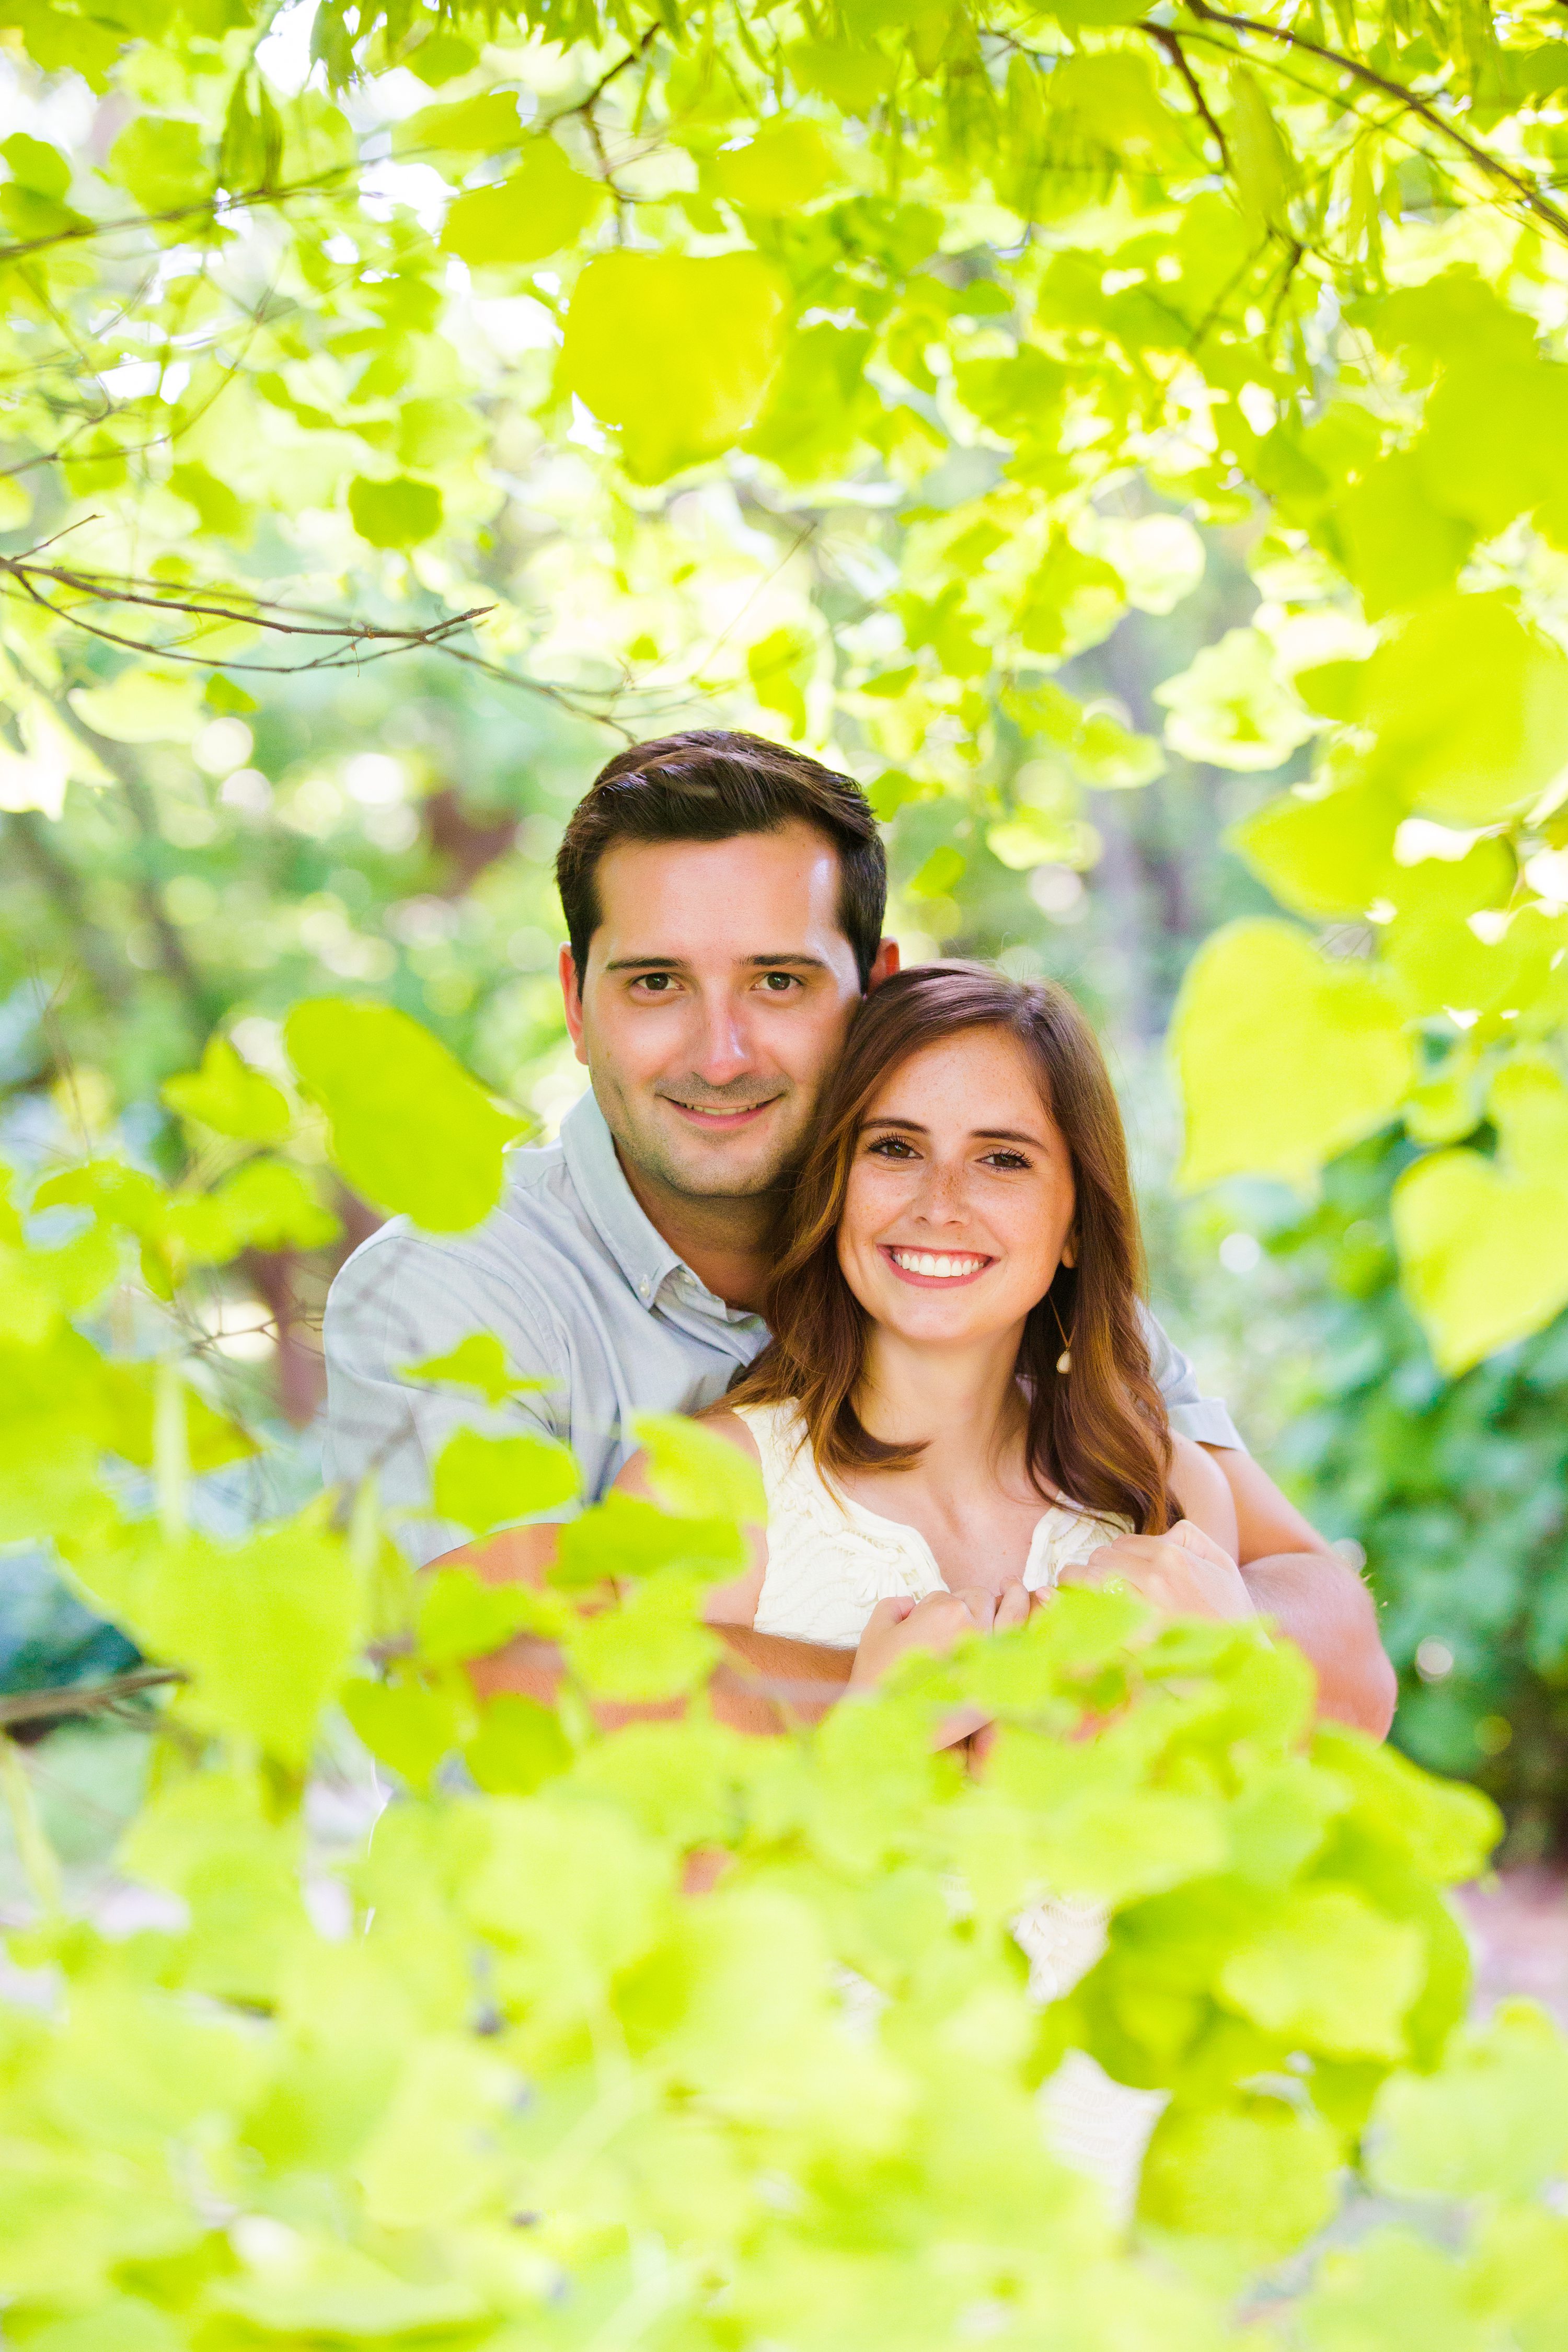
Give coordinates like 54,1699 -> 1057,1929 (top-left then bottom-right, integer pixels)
561,821 -> 896,1200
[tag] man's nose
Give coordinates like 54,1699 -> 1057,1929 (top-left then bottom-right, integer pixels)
689,991 -> 755,1085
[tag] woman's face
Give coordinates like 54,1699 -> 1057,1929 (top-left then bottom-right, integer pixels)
837,1027 -> 1076,1349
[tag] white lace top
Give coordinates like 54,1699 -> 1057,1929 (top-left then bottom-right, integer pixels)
734,1400 -> 1126,1648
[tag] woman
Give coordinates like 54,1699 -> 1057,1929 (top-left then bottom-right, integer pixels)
619,962 -> 1253,1680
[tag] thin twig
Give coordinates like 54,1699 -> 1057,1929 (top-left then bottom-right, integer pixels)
1179,0 -> 1568,245
0,1666 -> 183,1730
1145,25 -> 1230,168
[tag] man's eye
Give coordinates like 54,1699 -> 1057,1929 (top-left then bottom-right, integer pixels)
758,972 -> 801,994
632,974 -> 677,995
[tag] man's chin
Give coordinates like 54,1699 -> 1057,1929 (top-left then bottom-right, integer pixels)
644,1111 -> 803,1200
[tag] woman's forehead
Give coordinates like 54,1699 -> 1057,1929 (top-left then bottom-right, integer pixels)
864,1025 -> 1059,1129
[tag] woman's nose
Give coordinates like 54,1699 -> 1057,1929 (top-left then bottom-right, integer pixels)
913,1160 -> 969,1224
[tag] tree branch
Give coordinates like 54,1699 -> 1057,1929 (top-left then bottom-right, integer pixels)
1179,0 -> 1568,246
1145,25 -> 1230,169
0,1667 -> 183,1731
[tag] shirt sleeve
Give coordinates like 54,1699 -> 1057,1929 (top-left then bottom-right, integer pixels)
1139,1304 -> 1247,1454
322,1227 -> 578,1567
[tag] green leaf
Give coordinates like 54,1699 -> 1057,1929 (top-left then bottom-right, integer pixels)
431,1425 -> 580,1536
1296,2228 -> 1486,2352
710,122 -> 837,213
563,1571 -> 719,1700
464,1691 -> 572,1794
1173,920 -> 1415,1187
401,1333 -> 550,1407
414,1563 -> 550,1664
1370,2003 -> 1568,2199
284,997 -> 526,1232
107,116 -> 212,213
1140,2095 -> 1340,2261
71,1503 -> 362,1768
161,1034 -> 290,1142
1361,593 -> 1568,824
561,251 -> 787,483
1155,628 -> 1317,771
747,624 -> 815,735
1227,69 -> 1296,233
1333,451 -> 1475,618
347,475 -> 444,550
342,1674 -> 467,1791
631,1412 -> 764,1522
1230,778 -> 1403,920
3,131 -> 70,200
1392,1054 -> 1568,1371
552,1491 -> 745,1591
441,138 -> 607,265
1218,1885 -> 1426,2058
393,90 -> 522,156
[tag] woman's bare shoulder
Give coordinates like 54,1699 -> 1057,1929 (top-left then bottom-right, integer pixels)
695,1405 -> 764,1463
611,1407 -> 762,1504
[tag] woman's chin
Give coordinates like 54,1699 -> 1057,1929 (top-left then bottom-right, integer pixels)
862,1290 -> 1010,1347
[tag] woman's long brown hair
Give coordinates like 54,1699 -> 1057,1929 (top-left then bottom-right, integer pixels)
727,963 -> 1175,1533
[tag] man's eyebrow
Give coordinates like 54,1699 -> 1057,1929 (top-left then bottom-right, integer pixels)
862,1116 -> 1045,1146
602,952 -> 831,973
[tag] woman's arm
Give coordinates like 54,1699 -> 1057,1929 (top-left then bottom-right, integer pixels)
1168,1434 -> 1240,1558
610,1409 -> 769,1628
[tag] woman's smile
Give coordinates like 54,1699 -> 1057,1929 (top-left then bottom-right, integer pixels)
880,1245 -> 995,1285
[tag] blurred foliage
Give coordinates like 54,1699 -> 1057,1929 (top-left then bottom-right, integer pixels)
1243,1132 -> 1568,1860
8,1010 -> 1568,2349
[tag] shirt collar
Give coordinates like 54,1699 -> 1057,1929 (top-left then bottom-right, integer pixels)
560,1088 -> 715,1315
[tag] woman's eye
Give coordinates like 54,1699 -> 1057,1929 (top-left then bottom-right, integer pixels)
984,1150 -> 1029,1170
868,1136 -> 916,1159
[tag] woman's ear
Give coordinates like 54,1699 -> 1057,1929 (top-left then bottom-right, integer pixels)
1061,1230 -> 1077,1269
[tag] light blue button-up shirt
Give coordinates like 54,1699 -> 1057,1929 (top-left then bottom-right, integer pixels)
322,1089 -> 1243,1565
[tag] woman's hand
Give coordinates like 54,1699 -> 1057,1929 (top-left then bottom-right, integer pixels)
848,1581 -> 1029,1692
1057,1519 -> 1255,1623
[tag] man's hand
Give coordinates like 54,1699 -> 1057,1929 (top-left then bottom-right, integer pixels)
1058,1519 -> 1255,1623
848,1582 -> 1029,1692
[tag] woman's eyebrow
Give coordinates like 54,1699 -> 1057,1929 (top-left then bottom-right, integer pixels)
862,1116 -> 1045,1147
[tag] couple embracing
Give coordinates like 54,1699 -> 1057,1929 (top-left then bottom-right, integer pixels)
325,730 -> 1394,1736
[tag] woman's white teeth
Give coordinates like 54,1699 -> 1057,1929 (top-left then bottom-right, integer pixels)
890,1249 -> 986,1278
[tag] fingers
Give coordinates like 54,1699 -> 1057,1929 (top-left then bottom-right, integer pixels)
1167,1518 -> 1240,1570
951,1587 -> 998,1633
866,1595 -> 916,1631
993,1581 -> 1030,1631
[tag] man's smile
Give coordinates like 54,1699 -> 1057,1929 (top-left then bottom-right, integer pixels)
659,1092 -> 786,1132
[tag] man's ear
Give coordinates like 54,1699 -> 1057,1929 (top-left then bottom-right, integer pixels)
867,938 -> 901,990
559,942 -> 590,1066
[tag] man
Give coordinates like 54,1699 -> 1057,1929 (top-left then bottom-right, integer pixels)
324,730 -> 1395,1735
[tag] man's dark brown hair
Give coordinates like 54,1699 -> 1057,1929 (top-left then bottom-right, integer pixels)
555,729 -> 887,987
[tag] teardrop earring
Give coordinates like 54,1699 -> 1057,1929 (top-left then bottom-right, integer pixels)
1051,1295 -> 1073,1376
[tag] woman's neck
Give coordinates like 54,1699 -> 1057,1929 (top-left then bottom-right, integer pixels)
854,1323 -> 1031,1495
